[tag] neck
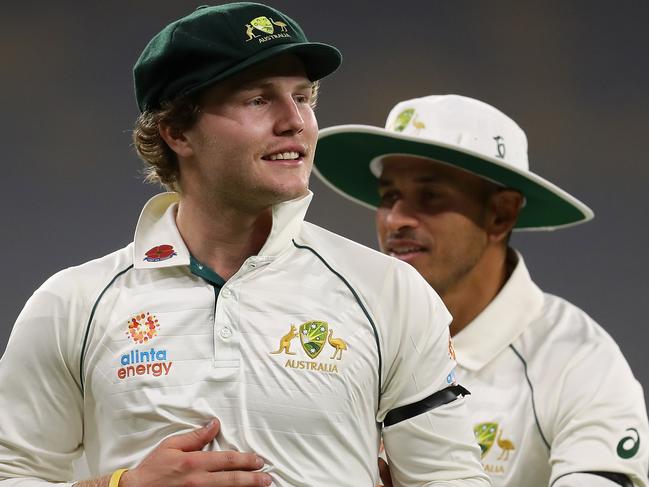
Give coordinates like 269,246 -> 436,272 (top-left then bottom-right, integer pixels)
444,246 -> 515,337
176,195 -> 273,280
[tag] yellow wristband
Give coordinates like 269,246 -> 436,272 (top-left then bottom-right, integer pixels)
109,468 -> 128,487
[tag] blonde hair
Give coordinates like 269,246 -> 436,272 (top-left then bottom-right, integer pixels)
133,97 -> 200,192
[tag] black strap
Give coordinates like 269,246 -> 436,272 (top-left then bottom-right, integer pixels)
582,472 -> 633,487
383,384 -> 470,427
553,471 -> 633,487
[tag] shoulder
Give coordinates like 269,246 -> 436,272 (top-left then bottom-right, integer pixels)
512,291 -> 631,393
517,292 -> 621,364
295,221 -> 438,307
514,290 -> 644,424
9,243 -> 134,384
295,221 -> 450,340
296,221 -> 422,284
517,295 -> 649,480
297,221 -> 395,266
33,243 -> 134,310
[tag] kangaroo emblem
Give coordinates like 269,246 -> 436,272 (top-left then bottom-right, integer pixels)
245,24 -> 259,41
270,325 -> 298,355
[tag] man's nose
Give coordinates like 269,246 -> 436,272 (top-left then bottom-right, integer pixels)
385,199 -> 419,232
274,98 -> 305,136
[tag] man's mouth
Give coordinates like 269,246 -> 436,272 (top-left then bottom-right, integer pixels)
264,151 -> 303,161
386,239 -> 428,262
389,245 -> 427,256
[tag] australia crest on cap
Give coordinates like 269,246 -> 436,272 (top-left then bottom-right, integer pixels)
245,15 -> 291,43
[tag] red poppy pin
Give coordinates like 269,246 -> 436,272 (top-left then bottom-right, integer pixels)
144,244 -> 177,262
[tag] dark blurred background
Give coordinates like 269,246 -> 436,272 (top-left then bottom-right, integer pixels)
2,1 -> 648,404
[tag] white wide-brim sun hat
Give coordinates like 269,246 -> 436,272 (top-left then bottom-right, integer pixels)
314,94 -> 593,231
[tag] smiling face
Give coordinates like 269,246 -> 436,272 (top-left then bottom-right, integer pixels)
166,54 -> 318,212
375,156 -> 500,297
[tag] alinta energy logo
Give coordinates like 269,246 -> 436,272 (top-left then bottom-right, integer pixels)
117,312 -> 173,380
269,320 -> 348,374
244,16 -> 291,44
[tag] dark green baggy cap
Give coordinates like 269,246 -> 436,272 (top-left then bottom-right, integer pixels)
134,2 -> 342,112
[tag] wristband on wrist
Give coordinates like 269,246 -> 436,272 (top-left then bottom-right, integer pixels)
109,468 -> 128,487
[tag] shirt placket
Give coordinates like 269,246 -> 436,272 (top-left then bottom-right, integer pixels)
211,257 -> 270,374
212,279 -> 240,376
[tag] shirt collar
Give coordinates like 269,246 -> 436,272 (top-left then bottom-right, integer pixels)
132,191 -> 313,270
133,193 -> 188,269
452,251 -> 545,371
259,191 -> 312,257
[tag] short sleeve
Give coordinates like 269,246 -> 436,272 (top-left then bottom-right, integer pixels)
0,280 -> 84,484
548,335 -> 649,486
375,261 -> 488,486
376,261 -> 456,419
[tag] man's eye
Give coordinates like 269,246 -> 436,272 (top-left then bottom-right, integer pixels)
379,192 -> 399,207
249,97 -> 266,106
294,94 -> 310,104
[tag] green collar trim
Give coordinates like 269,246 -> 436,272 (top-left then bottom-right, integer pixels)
190,255 -> 225,288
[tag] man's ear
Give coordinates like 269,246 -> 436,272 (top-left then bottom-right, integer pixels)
487,189 -> 523,242
158,122 -> 194,158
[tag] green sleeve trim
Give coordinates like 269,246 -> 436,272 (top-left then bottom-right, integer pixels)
80,265 -> 134,393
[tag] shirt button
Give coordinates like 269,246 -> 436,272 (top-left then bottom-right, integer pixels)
221,287 -> 232,298
219,326 -> 233,339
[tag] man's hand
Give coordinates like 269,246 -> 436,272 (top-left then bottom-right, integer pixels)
120,419 -> 272,486
378,457 -> 393,487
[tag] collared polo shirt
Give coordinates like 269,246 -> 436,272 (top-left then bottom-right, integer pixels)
0,192 -> 488,486
454,253 -> 649,486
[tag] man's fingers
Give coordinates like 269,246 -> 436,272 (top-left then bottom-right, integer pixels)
183,450 -> 265,473
210,470 -> 272,486
161,419 -> 221,452
126,420 -> 270,487
177,470 -> 271,487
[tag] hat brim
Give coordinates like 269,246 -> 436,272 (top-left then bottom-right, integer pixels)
180,42 -> 341,100
313,125 -> 593,231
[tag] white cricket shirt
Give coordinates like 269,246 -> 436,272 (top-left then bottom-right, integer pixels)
454,253 -> 648,486
0,192 -> 488,486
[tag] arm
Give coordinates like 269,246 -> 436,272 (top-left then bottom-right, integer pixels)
382,397 -> 489,487
0,281 -> 84,485
544,319 -> 649,487
0,404 -> 269,487
71,420 -> 270,487
376,263 -> 490,486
